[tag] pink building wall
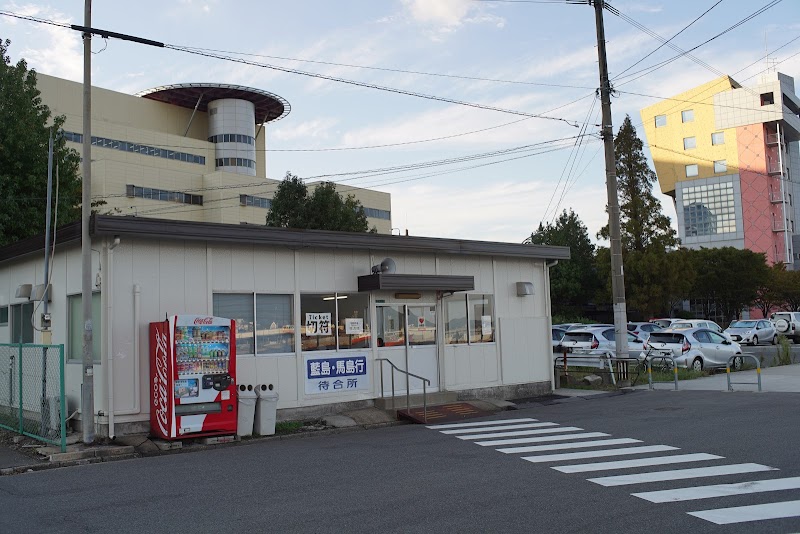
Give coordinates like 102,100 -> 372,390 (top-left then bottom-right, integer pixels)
737,124 -> 785,265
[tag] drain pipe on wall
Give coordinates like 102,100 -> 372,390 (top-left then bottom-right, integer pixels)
545,260 -> 558,390
106,236 -> 120,439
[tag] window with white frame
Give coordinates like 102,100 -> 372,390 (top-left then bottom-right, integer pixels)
683,137 -> 696,150
443,294 -> 494,345
0,306 -> 7,326
213,293 -> 295,356
711,132 -> 724,145
67,293 -> 101,361
681,109 -> 694,123
685,164 -> 699,177
654,115 -> 667,128
300,293 -> 370,352
714,160 -> 727,173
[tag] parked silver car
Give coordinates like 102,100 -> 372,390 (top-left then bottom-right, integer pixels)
627,322 -> 662,342
724,319 -> 776,346
561,327 -> 645,367
551,327 -> 567,353
642,328 -> 743,372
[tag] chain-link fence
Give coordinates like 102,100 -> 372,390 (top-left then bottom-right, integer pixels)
0,344 -> 66,452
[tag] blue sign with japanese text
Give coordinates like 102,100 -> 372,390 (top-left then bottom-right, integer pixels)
304,355 -> 369,394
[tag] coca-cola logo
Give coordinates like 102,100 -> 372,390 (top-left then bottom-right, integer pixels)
193,317 -> 213,325
153,330 -> 169,436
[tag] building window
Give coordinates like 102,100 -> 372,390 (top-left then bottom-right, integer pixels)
714,160 -> 727,173
363,207 -> 392,220
681,110 -> 694,123
212,293 -> 297,356
68,293 -> 101,361
0,305 -> 7,326
685,164 -> 699,177
208,134 -> 255,145
240,194 -> 271,209
654,115 -> 667,128
10,303 -> 33,343
683,137 -> 696,150
127,184 -> 203,206
760,92 -> 775,106
300,293 -> 370,352
711,132 -> 724,145
682,181 -> 736,237
443,294 -> 494,344
215,157 -> 256,169
63,131 -> 205,165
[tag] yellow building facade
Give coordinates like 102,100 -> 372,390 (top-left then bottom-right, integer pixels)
36,74 -> 392,233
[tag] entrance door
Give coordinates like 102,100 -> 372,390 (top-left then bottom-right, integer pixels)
376,304 -> 438,395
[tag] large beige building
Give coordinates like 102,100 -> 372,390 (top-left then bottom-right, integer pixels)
36,74 -> 392,232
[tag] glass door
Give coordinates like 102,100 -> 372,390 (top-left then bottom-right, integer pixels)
376,304 -> 438,395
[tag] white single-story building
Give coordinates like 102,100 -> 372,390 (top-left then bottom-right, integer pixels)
0,215 -> 569,437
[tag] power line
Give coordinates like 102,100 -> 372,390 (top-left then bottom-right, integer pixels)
177,45 -> 596,91
612,1 -> 724,80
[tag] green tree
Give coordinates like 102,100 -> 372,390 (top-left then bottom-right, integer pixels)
528,209 -> 599,315
598,115 -> 677,253
775,268 -> 800,312
687,247 -> 769,323
0,39 -> 83,246
266,172 -> 373,232
265,172 -> 308,229
754,264 -> 786,318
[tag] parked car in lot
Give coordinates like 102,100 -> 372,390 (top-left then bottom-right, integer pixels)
650,318 -> 682,329
724,319 -> 776,345
627,322 -> 662,342
669,319 -> 731,341
566,323 -> 613,331
771,311 -> 800,343
551,326 -> 567,353
560,326 -> 645,367
642,327 -> 743,371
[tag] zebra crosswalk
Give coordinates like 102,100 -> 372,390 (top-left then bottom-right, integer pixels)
426,416 -> 800,527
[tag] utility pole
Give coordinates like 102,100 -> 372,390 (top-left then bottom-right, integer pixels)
593,0 -> 628,359
81,0 -> 95,444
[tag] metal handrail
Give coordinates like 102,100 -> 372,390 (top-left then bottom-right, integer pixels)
727,354 -> 762,392
646,354 -> 678,391
376,358 -> 431,423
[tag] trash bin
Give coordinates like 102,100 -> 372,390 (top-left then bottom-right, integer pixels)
237,384 -> 257,437
254,384 -> 279,436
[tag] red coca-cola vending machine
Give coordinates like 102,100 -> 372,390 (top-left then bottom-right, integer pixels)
150,315 -> 237,440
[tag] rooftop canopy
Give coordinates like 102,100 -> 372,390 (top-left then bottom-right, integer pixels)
136,83 -> 290,123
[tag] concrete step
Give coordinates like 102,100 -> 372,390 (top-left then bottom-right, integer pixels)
374,391 -> 459,411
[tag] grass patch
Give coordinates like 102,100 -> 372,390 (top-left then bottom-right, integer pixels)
274,421 -> 304,434
557,364 -> 709,390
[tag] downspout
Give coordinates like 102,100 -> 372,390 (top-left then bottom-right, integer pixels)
545,260 -> 558,390
106,236 -> 120,439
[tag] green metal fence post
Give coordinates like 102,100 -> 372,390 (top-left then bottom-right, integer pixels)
59,345 -> 66,452
17,343 -> 23,434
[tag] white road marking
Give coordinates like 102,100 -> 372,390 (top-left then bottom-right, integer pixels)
425,418 -> 536,430
523,445 -> 679,464
475,429 -> 610,447
588,463 -> 777,487
688,500 -> 800,525
474,431 -> 608,447
456,423 -> 561,439
462,426 -> 583,441
553,453 -> 723,473
497,438 -> 641,454
440,422 -> 557,435
633,476 -> 800,503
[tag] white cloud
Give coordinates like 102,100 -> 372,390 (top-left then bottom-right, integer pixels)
401,0 -> 474,27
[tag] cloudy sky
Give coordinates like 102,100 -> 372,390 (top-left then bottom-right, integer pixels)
1,0 -> 799,243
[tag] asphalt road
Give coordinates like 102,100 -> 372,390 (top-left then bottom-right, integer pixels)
1,390 -> 798,533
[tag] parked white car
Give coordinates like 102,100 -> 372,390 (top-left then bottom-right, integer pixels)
560,326 -> 645,368
669,320 -> 731,341
771,312 -> 800,343
724,319 -> 776,346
